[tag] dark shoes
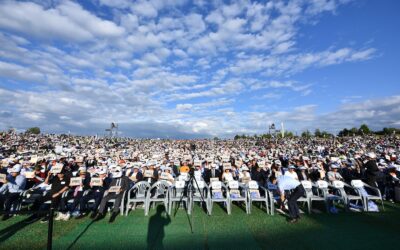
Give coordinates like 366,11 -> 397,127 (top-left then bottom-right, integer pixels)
90,211 -> 98,219
288,217 -> 300,224
2,214 -> 11,221
109,212 -> 118,223
75,213 -> 87,219
93,213 -> 105,221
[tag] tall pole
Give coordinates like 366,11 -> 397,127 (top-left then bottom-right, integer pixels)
47,207 -> 54,250
281,122 -> 285,138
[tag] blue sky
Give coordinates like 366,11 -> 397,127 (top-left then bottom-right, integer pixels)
0,0 -> 399,138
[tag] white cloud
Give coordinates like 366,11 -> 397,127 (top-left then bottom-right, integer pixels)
0,1 -> 124,42
0,0 -> 389,138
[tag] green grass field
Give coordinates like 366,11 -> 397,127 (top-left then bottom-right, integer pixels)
0,202 -> 399,250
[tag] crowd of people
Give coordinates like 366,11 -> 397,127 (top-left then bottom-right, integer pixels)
0,130 -> 399,223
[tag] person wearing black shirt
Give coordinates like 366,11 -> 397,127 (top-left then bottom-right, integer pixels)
31,167 -> 70,222
78,170 -> 111,219
204,164 -> 221,184
363,153 -> 380,187
94,167 -> 130,223
64,168 -> 91,220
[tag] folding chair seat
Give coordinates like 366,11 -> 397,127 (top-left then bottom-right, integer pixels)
168,180 -> 189,215
188,180 -> 208,215
124,181 -> 150,216
145,180 -> 170,216
351,180 -> 384,211
227,181 -> 249,214
248,181 -> 272,215
207,181 -> 230,215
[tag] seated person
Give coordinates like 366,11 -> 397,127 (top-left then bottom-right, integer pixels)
284,166 -> 299,180
78,170 -> 111,219
0,164 -> 26,220
31,166 -> 70,222
327,164 -> 344,182
94,167 -> 130,223
64,167 -> 91,220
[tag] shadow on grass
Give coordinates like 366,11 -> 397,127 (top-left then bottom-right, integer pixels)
147,205 -> 171,250
66,220 -> 95,250
0,215 -> 40,243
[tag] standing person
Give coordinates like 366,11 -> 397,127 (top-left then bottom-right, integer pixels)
270,175 -> 305,223
363,152 -> 379,187
0,164 -> 26,220
94,167 -> 130,223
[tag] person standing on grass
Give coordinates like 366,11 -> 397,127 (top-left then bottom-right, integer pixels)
270,175 -> 305,223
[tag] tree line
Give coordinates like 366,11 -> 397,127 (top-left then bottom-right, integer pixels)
234,124 -> 400,140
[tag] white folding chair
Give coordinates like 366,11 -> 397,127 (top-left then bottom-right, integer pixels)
351,180 -> 384,211
188,180 -> 208,215
298,181 -> 312,214
168,180 -> 189,215
207,181 -> 230,215
145,180 -> 171,216
227,180 -> 249,214
309,180 -> 329,212
248,181 -> 271,215
124,181 -> 150,216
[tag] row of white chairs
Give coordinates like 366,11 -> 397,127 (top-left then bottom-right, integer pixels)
123,180 -> 275,216
9,178 -> 384,217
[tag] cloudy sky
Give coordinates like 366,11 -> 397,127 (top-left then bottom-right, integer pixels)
0,0 -> 399,138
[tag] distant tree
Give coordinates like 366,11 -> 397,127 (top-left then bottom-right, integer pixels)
301,130 -> 312,138
26,127 -> 41,134
359,124 -> 371,135
213,137 -> 219,140
350,127 -> 358,136
285,131 -> 294,138
314,129 -> 322,137
338,128 -> 350,137
320,131 -> 332,138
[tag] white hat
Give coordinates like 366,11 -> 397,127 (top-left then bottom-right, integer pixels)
10,164 -> 22,173
98,170 -> 107,175
241,165 -> 249,171
78,167 -> 87,173
367,152 -> 377,159
274,160 -> 282,166
111,167 -> 122,178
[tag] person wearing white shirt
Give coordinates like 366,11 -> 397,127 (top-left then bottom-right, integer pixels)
284,166 -> 299,180
270,175 -> 304,223
0,165 -> 26,220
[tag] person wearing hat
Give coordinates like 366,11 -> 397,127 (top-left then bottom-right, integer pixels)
127,165 -> 143,185
79,170 -> 111,219
385,166 -> 399,202
0,164 -> 26,220
327,164 -> 344,182
238,165 -> 251,183
204,163 -> 221,184
296,166 -> 310,181
94,166 -> 130,223
64,167 -> 91,220
284,166 -> 299,180
31,166 -> 70,222
362,152 -> 380,187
